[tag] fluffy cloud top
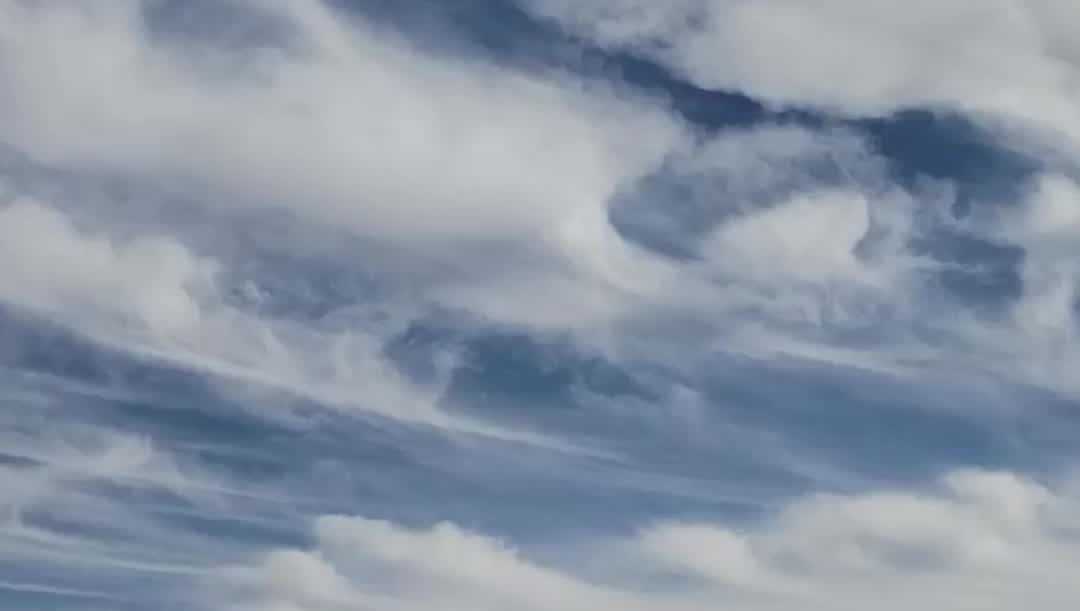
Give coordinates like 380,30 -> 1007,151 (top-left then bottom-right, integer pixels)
219,469 -> 1080,611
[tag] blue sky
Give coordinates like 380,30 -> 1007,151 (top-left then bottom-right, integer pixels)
3,2 -> 1080,609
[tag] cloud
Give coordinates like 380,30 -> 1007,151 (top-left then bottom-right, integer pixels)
0,197 -> 419,421
0,197 -> 237,371
0,197 -> 591,450
217,468 -> 1080,611
6,5 -> 1080,609
703,190 -> 877,286
0,0 -> 681,244
4,0 -> 1077,419
0,198 -> 216,338
0,0 -> 1057,380
0,0 -> 701,339
217,516 -> 631,611
945,173 -> 1080,396
522,0 -> 1080,152
0,424 -> 218,589
0,431 -> 191,524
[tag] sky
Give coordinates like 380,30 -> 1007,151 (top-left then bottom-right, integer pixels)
2,1 -> 1080,609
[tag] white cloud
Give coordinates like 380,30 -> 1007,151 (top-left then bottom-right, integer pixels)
217,469 -> 1080,611
3,0 -> 1076,413
219,516 -> 633,611
0,0 -> 698,336
0,198 -> 586,447
702,190 -> 874,286
0,198 -> 216,338
3,0 -> 1078,392
0,0 -> 993,359
676,169 -> 1080,399
6,4 -> 1080,608
0,425 -> 220,584
523,0 -> 1080,152
0,0 -> 680,245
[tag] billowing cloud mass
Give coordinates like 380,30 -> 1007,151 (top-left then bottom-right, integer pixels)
0,1 -> 679,245
2,1 -> 1080,610
220,469 -> 1080,611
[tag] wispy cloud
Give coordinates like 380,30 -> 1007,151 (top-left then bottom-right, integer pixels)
2,1 -> 1080,609
521,0 -> 1080,153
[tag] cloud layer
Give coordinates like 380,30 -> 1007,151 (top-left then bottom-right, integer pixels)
3,1 -> 1080,610
523,0 -> 1080,152
219,469 -> 1080,611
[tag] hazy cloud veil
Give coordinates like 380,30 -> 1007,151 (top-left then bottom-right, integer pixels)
2,1 -> 1080,610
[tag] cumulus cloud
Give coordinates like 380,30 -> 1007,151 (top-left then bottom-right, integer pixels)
633,470 -> 1076,610
216,469 -> 1080,611
218,516 -> 634,611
